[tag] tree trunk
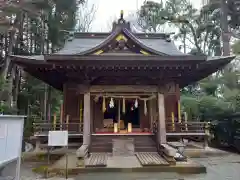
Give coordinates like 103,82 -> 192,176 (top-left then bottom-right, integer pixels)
13,67 -> 20,107
47,86 -> 52,122
6,12 -> 25,108
43,84 -> 48,122
2,30 -> 14,80
221,0 -> 230,56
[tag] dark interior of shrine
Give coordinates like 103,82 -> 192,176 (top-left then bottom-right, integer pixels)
103,100 -> 140,129
123,101 -> 140,128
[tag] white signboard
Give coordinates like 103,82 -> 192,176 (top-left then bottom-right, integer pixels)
0,115 -> 25,180
48,130 -> 68,146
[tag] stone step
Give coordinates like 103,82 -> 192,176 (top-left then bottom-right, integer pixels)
92,143 -> 156,147
91,142 -> 112,146
90,146 -> 112,152
112,138 -> 134,156
90,135 -> 157,153
135,143 -> 156,146
135,145 -> 157,149
135,147 -> 158,152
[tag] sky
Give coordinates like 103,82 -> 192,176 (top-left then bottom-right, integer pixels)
87,0 -> 202,32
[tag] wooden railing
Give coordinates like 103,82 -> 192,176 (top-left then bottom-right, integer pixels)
152,120 -> 208,136
166,121 -> 207,134
33,119 -> 208,137
33,122 -> 83,135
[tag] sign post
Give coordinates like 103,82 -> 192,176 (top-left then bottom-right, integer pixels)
48,130 -> 68,179
0,115 -> 25,180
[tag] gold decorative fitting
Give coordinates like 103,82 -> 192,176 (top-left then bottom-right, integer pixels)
94,49 -> 104,55
116,34 -> 128,42
140,50 -> 149,55
120,10 -> 124,17
178,100 -> 181,123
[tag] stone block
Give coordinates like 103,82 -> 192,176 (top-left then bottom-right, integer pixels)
112,138 -> 134,156
161,143 -> 177,157
76,144 -> 88,158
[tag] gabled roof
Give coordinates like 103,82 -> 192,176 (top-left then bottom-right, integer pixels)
54,30 -> 185,56
51,10 -> 185,56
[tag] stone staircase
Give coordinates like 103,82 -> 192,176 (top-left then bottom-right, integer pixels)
90,135 -> 157,153
90,135 -> 113,152
134,135 -> 158,152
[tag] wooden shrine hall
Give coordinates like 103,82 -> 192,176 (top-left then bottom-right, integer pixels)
11,11 -> 235,155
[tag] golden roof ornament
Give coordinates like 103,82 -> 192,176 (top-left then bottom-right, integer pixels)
112,9 -> 130,31
120,10 -> 124,18
119,10 -> 124,24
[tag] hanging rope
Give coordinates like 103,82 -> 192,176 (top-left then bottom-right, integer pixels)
97,94 -> 156,115
122,98 -> 126,113
144,99 -> 147,115
102,97 -> 106,112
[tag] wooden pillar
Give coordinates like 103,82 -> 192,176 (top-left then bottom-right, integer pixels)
152,98 -> 157,122
83,92 -> 91,145
90,97 -> 94,133
62,84 -> 67,122
78,95 -> 84,133
93,101 -> 104,132
149,99 -> 153,131
63,84 -> 80,132
157,93 -> 166,144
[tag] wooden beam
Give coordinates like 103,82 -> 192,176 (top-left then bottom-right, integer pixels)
45,54 -> 206,62
90,92 -> 155,96
90,85 -> 158,93
90,76 -> 161,85
66,69 -> 188,78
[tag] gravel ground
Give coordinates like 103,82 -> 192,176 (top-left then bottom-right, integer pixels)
75,153 -> 240,180
1,153 -> 240,180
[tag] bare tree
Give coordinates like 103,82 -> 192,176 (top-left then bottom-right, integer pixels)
76,0 -> 97,32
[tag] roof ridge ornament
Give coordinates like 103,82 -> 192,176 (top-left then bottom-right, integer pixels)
112,10 -> 131,31
120,10 -> 124,20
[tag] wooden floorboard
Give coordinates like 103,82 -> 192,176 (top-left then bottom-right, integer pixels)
85,153 -> 108,167
136,152 -> 169,166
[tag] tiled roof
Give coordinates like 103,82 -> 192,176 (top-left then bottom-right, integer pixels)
54,34 -> 184,56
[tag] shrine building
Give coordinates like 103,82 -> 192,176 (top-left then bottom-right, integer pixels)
11,11 -> 235,154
